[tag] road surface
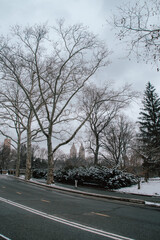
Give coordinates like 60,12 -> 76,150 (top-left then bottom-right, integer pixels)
0,175 -> 160,240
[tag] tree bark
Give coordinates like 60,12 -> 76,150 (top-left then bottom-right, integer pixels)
25,129 -> 32,180
25,112 -> 33,180
47,135 -> 54,184
16,136 -> 21,177
94,134 -> 99,165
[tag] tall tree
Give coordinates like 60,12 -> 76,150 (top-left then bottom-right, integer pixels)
0,21 -> 110,184
0,83 -> 26,176
138,82 -> 160,176
82,84 -> 135,165
101,115 -> 134,169
0,81 -> 42,178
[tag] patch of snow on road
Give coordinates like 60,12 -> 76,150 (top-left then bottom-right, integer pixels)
116,179 -> 160,196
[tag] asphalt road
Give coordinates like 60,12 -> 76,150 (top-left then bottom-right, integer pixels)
0,175 -> 160,240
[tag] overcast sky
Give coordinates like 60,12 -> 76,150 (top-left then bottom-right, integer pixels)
1,0 -> 159,103
0,0 -> 160,151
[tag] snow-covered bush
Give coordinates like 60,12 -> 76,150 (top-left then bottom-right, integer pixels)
54,166 -> 138,189
32,169 -> 47,179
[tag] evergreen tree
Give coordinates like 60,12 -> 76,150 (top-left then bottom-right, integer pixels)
138,82 -> 160,176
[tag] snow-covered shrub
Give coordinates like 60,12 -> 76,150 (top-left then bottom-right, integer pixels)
54,166 -> 138,189
32,169 -> 47,179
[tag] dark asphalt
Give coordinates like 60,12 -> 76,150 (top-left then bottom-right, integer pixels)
0,175 -> 160,240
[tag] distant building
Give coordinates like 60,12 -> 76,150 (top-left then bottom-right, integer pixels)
70,143 -> 77,159
79,143 -> 85,160
4,138 -> 11,149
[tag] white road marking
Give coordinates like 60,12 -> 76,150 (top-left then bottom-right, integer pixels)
0,197 -> 134,240
0,234 -> 11,240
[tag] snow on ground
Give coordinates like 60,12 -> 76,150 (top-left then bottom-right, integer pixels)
116,178 -> 160,196
19,175 -> 25,180
18,174 -> 160,197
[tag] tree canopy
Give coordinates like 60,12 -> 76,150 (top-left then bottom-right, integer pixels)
111,0 -> 160,69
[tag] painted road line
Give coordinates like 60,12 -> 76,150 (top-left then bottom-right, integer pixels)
41,199 -> 50,203
0,234 -> 11,240
0,197 -> 134,240
91,212 -> 110,217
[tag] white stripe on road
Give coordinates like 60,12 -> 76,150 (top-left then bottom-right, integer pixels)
0,197 -> 134,240
0,234 -> 11,240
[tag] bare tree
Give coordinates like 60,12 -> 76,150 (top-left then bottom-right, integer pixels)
101,115 -> 134,169
111,0 -> 160,68
0,21 -> 110,184
0,80 -> 43,178
82,84 -> 135,165
0,82 -> 26,176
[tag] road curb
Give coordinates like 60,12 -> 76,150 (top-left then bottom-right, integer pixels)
17,177 -> 146,205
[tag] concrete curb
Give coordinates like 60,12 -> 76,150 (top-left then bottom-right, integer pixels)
18,177 -> 146,205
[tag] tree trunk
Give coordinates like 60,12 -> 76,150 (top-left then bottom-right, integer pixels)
47,135 -> 54,184
94,135 -> 99,165
16,136 -> 21,177
25,113 -> 32,180
94,151 -> 99,165
25,130 -> 32,180
144,168 -> 149,182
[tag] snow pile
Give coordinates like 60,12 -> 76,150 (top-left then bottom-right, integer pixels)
116,178 -> 160,196
19,175 -> 25,179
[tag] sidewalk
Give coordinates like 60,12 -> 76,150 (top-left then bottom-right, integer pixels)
22,177 -> 160,208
